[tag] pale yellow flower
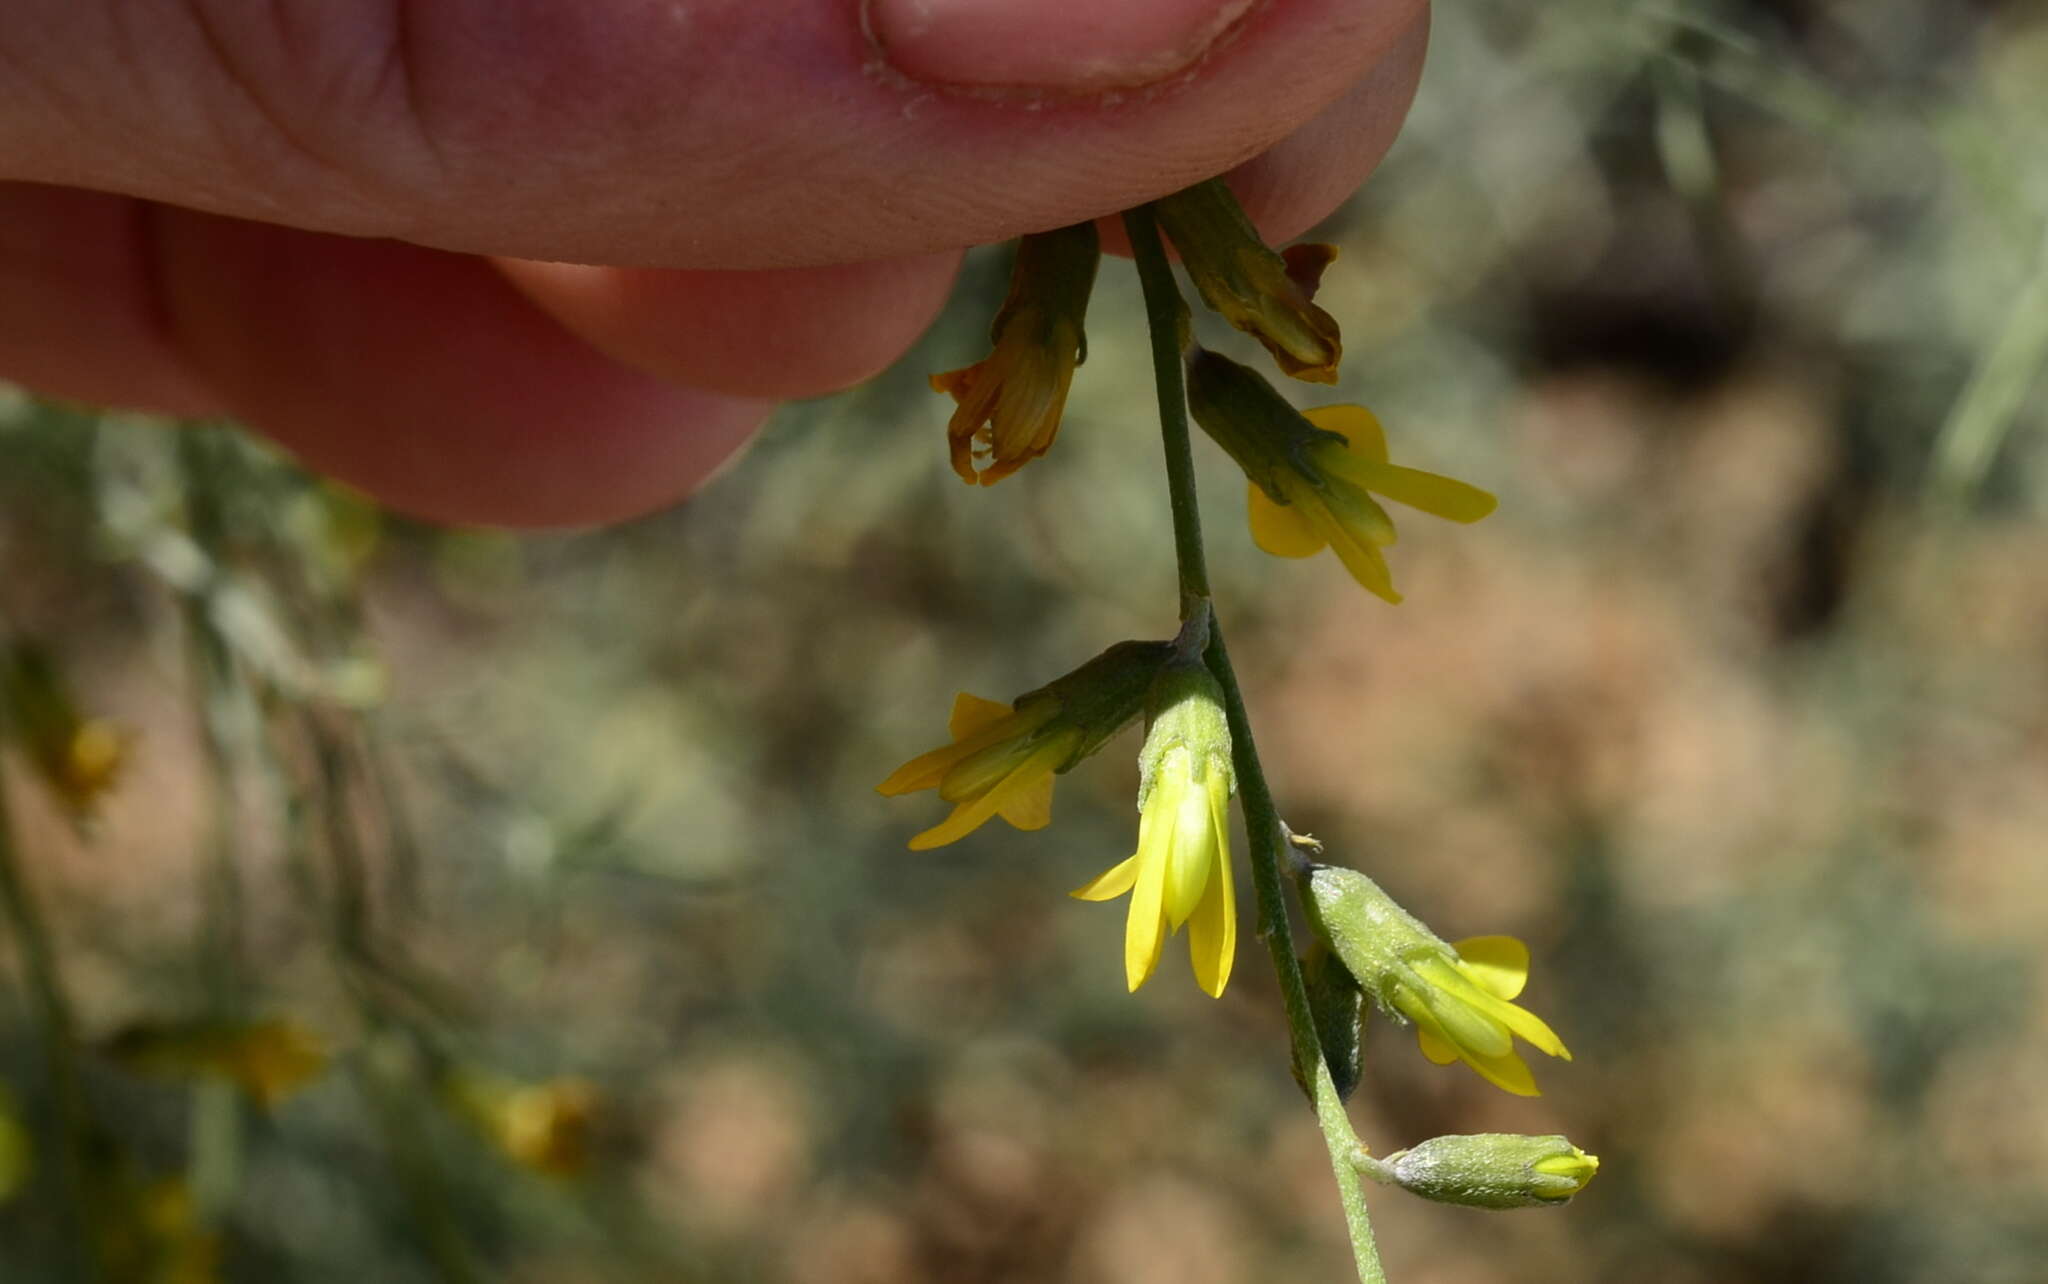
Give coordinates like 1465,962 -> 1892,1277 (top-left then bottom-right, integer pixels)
878,642 -> 1169,850
1392,935 -> 1570,1097
1071,745 -> 1236,996
877,693 -> 1075,850
1245,405 -> 1496,604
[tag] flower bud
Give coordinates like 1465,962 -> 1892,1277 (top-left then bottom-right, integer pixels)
1153,179 -> 1342,383
1302,864 -> 1568,1096
931,221 -> 1101,485
1385,1134 -> 1599,1209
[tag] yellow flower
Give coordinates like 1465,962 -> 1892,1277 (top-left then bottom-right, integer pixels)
1301,865 -> 1570,1096
1,641 -> 129,818
1245,405 -> 1497,604
448,1072 -> 599,1178
1071,663 -> 1237,996
1183,348 -> 1495,603
1073,746 -> 1236,996
877,693 -> 1075,850
931,221 -> 1099,485
103,1017 -> 328,1109
1154,179 -> 1343,382
1391,935 -> 1570,1098
878,641 -> 1170,850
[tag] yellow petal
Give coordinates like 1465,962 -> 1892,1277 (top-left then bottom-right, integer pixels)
1308,507 -> 1402,604
908,796 -> 1005,851
1452,936 -> 1530,1000
1458,1046 -> 1540,1097
1416,1023 -> 1462,1066
1337,461 -> 1497,524
1160,769 -> 1212,929
994,770 -> 1055,831
1071,855 -> 1139,901
877,741 -> 971,797
1304,405 -> 1388,464
1186,782 -> 1236,998
1124,795 -> 1172,992
1247,482 -> 1325,558
1486,997 -> 1571,1062
911,739 -> 1065,849
949,692 -> 1015,740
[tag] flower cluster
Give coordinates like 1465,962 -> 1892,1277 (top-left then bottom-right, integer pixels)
885,176 -> 1590,1252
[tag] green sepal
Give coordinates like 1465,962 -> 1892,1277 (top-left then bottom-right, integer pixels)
1301,940 -> 1366,1102
1184,346 -> 1347,503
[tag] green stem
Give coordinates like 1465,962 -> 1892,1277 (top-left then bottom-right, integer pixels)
1126,202 -> 1386,1284
1123,206 -> 1210,619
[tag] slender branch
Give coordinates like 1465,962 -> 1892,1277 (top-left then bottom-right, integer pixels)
1122,206 -> 1210,620
1208,626 -> 1385,1284
1126,202 -> 1385,1284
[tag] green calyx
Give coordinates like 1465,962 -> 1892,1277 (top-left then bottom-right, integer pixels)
1184,346 -> 1347,504
990,221 -> 1102,355
1135,661 -> 1234,809
1016,639 -> 1177,773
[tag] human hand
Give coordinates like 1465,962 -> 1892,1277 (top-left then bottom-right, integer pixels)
0,0 -> 1427,525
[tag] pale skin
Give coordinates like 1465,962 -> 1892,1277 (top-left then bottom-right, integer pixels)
0,0 -> 1429,526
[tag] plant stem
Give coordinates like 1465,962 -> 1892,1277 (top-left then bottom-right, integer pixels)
1122,206 -> 1210,620
1125,203 -> 1386,1284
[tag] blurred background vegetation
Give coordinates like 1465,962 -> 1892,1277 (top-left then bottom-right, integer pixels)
4,0 -> 2047,1280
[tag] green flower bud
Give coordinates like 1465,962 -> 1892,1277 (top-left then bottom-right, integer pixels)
1385,1134 -> 1599,1209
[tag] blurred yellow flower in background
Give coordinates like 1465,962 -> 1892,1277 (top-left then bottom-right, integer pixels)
103,1017 -> 328,1109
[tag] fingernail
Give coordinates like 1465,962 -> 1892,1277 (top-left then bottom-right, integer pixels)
866,0 -> 1257,94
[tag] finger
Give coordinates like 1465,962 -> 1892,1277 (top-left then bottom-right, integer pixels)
1097,8 -> 1429,255
0,184 -> 224,417
2,0 -> 1427,268
493,252 -> 962,400
151,209 -> 773,527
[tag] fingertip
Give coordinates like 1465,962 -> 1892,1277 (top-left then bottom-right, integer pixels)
154,212 -> 775,528
494,251 -> 962,401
